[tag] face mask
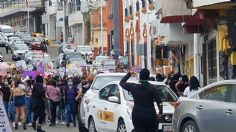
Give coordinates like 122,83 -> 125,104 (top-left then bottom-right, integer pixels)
68,82 -> 73,87
4,81 -> 8,85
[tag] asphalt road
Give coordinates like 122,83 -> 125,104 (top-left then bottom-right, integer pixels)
12,124 -> 79,132
0,44 -> 60,63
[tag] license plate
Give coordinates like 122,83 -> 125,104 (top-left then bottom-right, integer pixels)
163,125 -> 173,132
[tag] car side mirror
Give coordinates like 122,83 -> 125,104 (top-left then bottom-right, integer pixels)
108,96 -> 119,103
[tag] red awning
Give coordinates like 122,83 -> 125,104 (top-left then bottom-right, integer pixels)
160,15 -> 192,23
183,10 -> 218,34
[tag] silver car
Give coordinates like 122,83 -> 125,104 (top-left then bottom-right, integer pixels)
173,80 -> 236,132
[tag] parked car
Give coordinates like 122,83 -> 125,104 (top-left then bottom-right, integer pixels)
8,36 -> 23,49
12,44 -> 29,61
62,43 -> 77,53
84,80 -> 177,132
0,52 -> 4,62
173,80 -> 236,132
100,58 -> 116,72
11,41 -> 27,51
56,52 -> 83,68
76,45 -> 93,56
0,25 -> 14,37
30,37 -> 43,50
15,31 -> 32,46
0,34 -> 7,47
92,55 -> 110,67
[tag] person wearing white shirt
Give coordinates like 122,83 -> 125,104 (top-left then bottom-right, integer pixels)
183,76 -> 200,97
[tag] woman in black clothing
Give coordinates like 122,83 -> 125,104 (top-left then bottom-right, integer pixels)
31,75 -> 46,132
120,68 -> 163,132
0,78 -> 11,117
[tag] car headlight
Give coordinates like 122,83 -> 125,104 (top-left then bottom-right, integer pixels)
13,52 -> 18,55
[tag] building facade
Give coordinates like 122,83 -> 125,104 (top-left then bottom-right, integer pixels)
0,0 -> 45,32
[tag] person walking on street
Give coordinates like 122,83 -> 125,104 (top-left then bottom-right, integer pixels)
60,32 -> 64,44
46,80 -> 61,126
175,75 -> 189,97
183,76 -> 200,97
10,80 -> 27,130
120,68 -> 163,132
0,77 -> 11,118
31,75 -> 46,132
64,79 -> 79,127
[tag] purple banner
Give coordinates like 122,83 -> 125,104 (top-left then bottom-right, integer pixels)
22,71 -> 37,80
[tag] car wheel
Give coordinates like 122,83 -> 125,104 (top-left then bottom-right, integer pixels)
88,117 -> 97,132
117,119 -> 127,132
181,120 -> 199,132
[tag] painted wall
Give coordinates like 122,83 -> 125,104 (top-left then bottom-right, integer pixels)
193,0 -> 231,8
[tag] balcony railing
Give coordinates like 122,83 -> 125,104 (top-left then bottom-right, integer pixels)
0,0 -> 44,15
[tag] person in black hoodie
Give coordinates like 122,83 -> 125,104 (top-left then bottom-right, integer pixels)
120,68 -> 163,132
31,75 -> 46,132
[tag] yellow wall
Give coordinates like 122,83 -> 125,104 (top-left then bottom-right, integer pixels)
185,58 -> 194,77
91,30 -> 108,48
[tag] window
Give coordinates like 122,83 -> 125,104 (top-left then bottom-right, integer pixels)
207,39 -> 217,82
99,84 -> 120,101
199,84 -> 236,103
108,84 -> 120,99
99,86 -> 110,100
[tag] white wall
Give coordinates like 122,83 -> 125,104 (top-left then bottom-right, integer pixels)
193,0 -> 231,7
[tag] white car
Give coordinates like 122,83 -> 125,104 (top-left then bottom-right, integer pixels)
84,80 -> 178,132
92,56 -> 110,67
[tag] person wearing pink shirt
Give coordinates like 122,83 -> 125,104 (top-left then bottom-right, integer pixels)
46,80 -> 61,126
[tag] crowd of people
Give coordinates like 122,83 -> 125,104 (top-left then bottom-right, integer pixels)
0,70 -> 94,132
155,72 -> 200,97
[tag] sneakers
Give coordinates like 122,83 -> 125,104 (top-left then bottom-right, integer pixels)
60,121 -> 65,125
28,123 -> 32,126
32,122 -> 36,130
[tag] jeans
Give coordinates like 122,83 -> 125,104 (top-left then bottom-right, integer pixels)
25,96 -> 33,123
50,100 -> 59,124
9,101 -> 15,122
3,101 -> 9,117
66,102 -> 76,124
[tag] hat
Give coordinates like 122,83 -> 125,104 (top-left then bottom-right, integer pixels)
139,68 -> 150,81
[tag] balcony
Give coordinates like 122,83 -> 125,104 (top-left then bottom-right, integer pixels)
157,0 -> 192,23
0,0 -> 44,18
191,0 -> 236,9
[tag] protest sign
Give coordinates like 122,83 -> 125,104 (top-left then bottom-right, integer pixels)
0,97 -> 12,132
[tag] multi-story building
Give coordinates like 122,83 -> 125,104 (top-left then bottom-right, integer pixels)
0,0 -> 45,32
184,0 -> 236,85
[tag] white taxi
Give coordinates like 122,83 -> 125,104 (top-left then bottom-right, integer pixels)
84,81 -> 178,132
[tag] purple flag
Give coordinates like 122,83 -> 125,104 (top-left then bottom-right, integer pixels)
37,62 -> 45,76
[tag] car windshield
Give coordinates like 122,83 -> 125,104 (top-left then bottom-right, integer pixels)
66,45 -> 77,50
3,29 -> 13,33
103,60 -> 115,66
33,37 -> 42,42
123,85 -> 178,102
15,45 -> 28,50
92,76 -> 136,90
9,37 -> 21,41
96,56 -> 109,63
77,46 -> 92,52
66,53 -> 82,59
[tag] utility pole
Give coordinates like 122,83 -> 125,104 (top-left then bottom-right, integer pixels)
100,0 -> 103,55
26,0 -> 29,33
63,0 -> 66,43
